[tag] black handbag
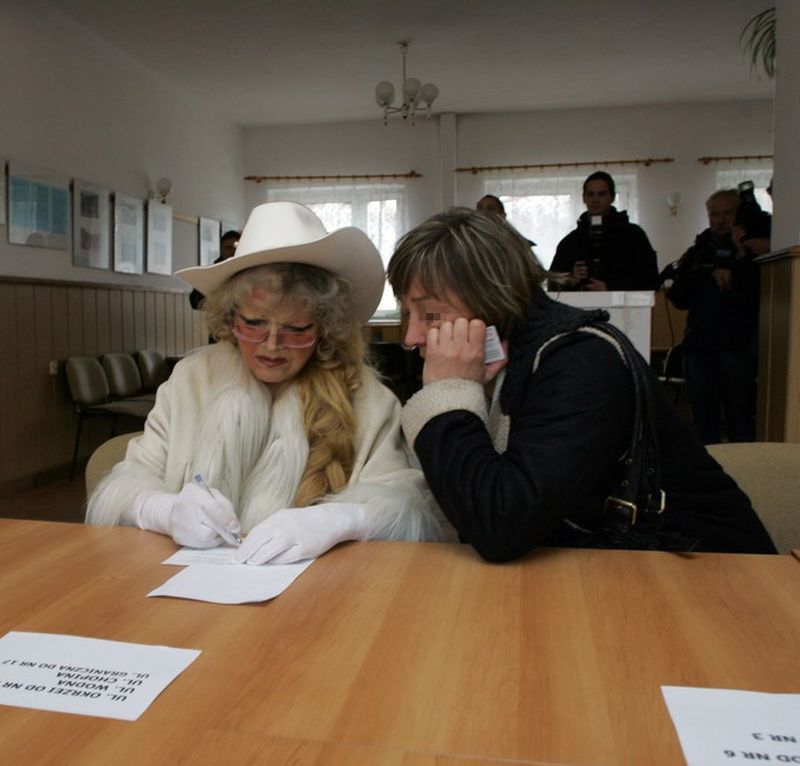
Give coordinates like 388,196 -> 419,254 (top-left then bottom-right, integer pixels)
568,323 -> 700,552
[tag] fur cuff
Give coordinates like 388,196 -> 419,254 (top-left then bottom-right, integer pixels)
401,379 -> 487,448
326,474 -> 446,542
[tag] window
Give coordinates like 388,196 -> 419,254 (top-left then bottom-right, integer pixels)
483,172 -> 639,268
263,183 -> 406,319
715,167 -> 773,214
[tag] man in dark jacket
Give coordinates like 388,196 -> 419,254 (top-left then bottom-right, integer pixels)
550,171 -> 658,291
189,229 -> 241,310
666,189 -> 763,444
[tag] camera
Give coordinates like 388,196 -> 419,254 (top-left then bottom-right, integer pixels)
587,215 -> 604,280
736,180 -> 771,240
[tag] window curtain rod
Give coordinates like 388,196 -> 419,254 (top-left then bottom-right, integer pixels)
245,170 -> 422,183
697,154 -> 773,165
455,158 -> 673,174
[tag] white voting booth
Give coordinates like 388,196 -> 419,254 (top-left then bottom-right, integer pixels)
547,290 -> 655,361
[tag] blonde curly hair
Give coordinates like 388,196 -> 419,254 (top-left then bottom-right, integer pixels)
204,263 -> 366,506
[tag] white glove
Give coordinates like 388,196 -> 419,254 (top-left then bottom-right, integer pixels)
135,483 -> 240,549
232,503 -> 367,565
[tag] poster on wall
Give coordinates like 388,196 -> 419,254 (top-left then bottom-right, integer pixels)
199,216 -> 220,265
0,160 -> 6,226
146,201 -> 172,275
7,162 -> 69,249
113,192 -> 144,274
72,179 -> 110,269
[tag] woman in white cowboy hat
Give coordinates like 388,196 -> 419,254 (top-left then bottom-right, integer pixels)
86,202 -> 445,563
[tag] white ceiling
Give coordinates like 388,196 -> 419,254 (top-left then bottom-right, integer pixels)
45,0 -> 773,127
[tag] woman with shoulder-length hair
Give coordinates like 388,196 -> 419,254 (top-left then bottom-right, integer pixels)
387,207 -> 775,562
87,201 -> 443,563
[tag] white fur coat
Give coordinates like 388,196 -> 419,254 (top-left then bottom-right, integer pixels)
86,343 -> 445,541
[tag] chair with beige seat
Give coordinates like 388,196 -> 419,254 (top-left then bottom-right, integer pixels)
85,431 -> 142,498
707,441 -> 800,554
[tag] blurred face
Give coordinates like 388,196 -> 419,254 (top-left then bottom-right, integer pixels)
233,287 -> 317,390
400,277 -> 474,357
707,198 -> 738,236
582,180 -> 614,217
220,237 -> 238,261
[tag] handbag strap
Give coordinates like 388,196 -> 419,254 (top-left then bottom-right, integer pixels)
533,324 -> 664,526
587,323 -> 664,524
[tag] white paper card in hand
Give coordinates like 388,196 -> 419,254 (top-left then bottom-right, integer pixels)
0,631 -> 200,721
661,686 -> 800,765
484,325 -> 506,364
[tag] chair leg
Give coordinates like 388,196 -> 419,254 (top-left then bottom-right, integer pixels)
70,413 -> 84,481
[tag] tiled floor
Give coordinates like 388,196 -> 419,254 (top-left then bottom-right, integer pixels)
0,474 -> 87,524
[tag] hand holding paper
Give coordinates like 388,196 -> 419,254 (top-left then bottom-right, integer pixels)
136,483 -> 240,548
233,502 -> 367,565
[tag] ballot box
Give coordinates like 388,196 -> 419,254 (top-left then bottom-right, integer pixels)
547,290 -> 655,361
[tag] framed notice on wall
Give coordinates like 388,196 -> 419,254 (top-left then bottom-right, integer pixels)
146,201 -> 172,275
7,162 -> 69,249
113,192 -> 144,274
199,216 -> 220,265
72,179 -> 110,269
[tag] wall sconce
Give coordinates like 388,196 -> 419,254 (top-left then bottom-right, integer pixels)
666,191 -> 683,216
150,177 -> 173,204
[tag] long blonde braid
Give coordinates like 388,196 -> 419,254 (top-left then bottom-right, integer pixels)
204,262 -> 368,506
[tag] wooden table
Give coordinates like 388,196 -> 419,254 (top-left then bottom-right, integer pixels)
1,519 -> 799,765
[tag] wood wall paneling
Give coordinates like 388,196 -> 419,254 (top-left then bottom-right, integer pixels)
756,249 -> 800,442
0,278 -> 206,495
0,286 -> 17,482
650,290 -> 686,352
96,289 -> 111,353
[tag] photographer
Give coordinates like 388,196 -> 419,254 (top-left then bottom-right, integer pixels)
733,179 -> 772,257
550,171 -> 658,291
666,188 -> 764,444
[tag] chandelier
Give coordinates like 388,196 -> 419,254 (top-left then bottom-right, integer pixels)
375,41 -> 439,126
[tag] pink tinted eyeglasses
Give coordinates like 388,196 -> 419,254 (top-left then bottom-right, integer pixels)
231,315 -> 317,348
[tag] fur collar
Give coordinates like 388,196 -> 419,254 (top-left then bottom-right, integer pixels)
186,344 -> 310,532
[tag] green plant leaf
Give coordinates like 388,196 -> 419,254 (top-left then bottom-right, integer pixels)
740,7 -> 776,79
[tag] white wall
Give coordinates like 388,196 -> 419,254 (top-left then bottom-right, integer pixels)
245,100 -> 773,270
457,102 -> 773,266
772,0 -> 800,249
243,119 -> 441,227
3,0 -> 772,285
0,1 -> 245,288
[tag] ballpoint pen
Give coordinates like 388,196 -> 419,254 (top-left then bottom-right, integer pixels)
193,473 -> 243,546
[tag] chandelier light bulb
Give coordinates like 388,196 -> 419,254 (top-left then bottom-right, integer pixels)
375,81 -> 395,107
420,82 -> 439,106
402,77 -> 421,105
374,41 -> 438,126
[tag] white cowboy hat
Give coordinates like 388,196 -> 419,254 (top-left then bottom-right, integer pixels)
176,201 -> 385,322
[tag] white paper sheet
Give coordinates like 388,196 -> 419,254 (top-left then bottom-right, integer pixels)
0,632 -> 200,721
148,560 -> 314,604
162,546 -> 238,566
662,686 -> 800,765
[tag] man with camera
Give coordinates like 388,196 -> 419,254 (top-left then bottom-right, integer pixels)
550,171 -> 658,291
666,186 -> 770,444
